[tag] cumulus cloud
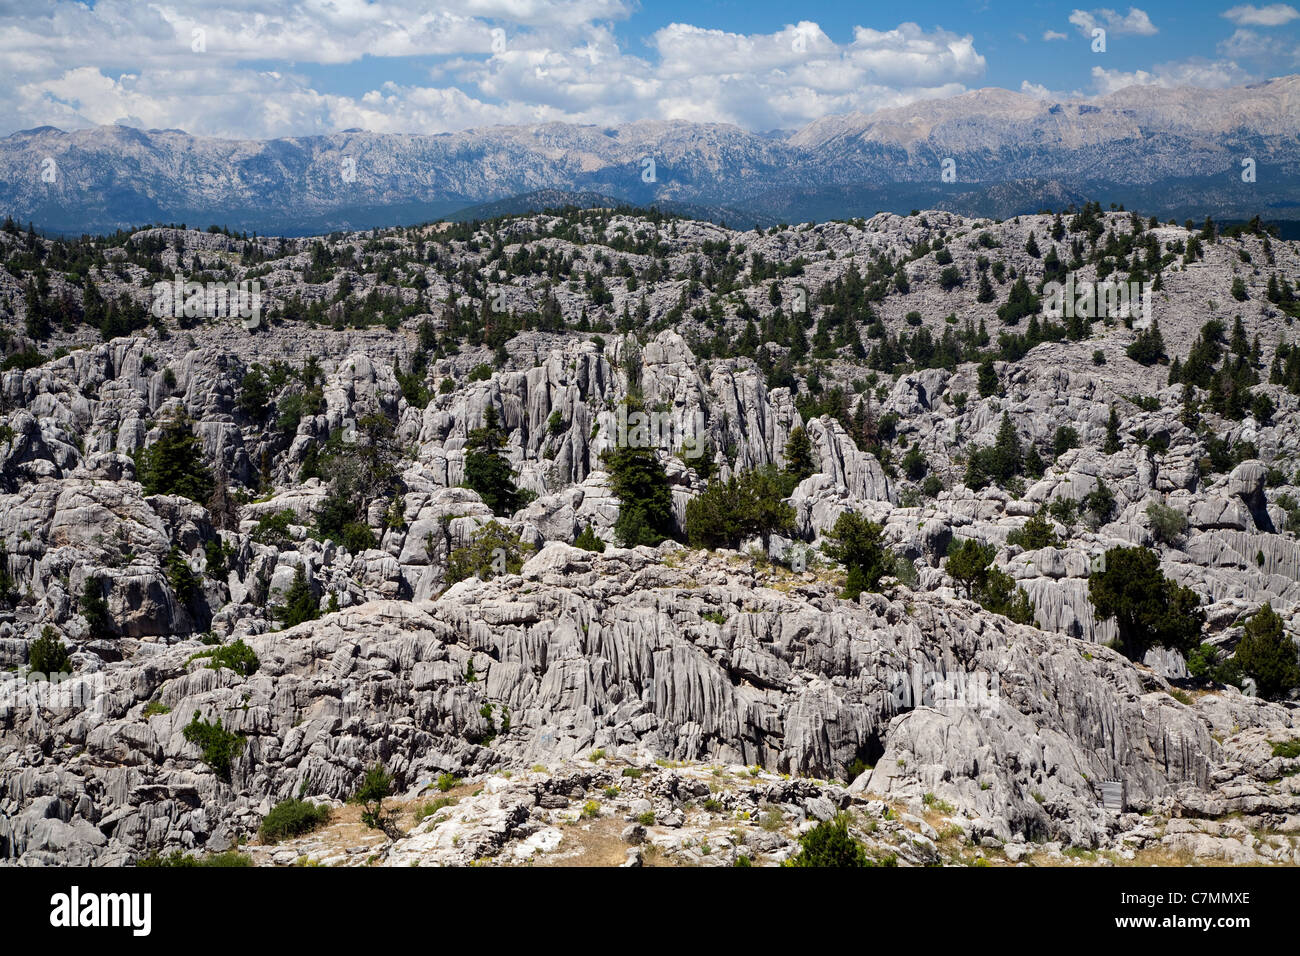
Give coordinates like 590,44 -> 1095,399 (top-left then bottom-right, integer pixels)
0,5 -> 994,137
1221,4 -> 1300,26
1217,27 -> 1299,59
1068,7 -> 1159,37
1088,58 -> 1252,94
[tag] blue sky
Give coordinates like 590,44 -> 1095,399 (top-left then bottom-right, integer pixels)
0,1 -> 1296,138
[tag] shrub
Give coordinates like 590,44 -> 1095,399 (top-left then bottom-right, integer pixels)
166,547 -> 198,605
446,521 -> 529,586
1006,508 -> 1058,550
902,445 -> 929,481
259,798 -> 331,843
353,763 -> 395,831
436,772 -> 461,792
182,710 -> 245,782
1146,501 -> 1187,546
980,566 -> 1036,625
964,413 -> 1023,490
251,509 -> 296,548
573,524 -> 606,552
1052,426 -> 1080,457
190,638 -> 260,677
138,850 -> 253,867
785,815 -> 869,867
1083,480 -> 1117,527
29,626 -> 70,674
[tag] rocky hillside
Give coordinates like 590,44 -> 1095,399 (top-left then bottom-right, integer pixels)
1,202 -> 1299,866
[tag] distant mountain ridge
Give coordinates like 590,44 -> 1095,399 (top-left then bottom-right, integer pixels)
3,76 -> 1298,235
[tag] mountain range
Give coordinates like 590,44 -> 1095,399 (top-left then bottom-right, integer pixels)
3,76 -> 1298,235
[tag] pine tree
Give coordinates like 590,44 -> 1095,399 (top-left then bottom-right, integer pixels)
783,426 -> 817,484
463,405 -> 523,517
1230,603 -> 1300,701
136,413 -> 215,502
1103,406 -> 1121,453
274,567 -> 319,628
80,578 -> 114,639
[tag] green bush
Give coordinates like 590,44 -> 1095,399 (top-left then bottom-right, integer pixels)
573,524 -> 606,552
446,521 -> 529,586
189,638 -> 260,677
353,763 -> 395,831
251,509 -> 296,548
182,710 -> 245,782
685,467 -> 795,550
80,578 -> 114,639
138,850 -> 253,868
29,626 -> 70,674
259,798 -> 331,843
1052,426 -> 1080,457
1006,508 -> 1058,550
785,815 -> 869,867
1146,501 -> 1187,546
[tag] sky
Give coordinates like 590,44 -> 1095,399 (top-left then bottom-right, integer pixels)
1,1 -> 1297,139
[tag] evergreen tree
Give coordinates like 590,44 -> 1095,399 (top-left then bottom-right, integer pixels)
783,426 -> 817,484
946,538 -> 996,599
1089,546 -> 1205,659
573,524 -> 606,553
603,443 -> 674,547
823,511 -> 891,599
463,405 -> 523,516
1103,406 -> 1121,453
136,413 -> 215,502
274,566 -> 320,628
80,578 -> 114,639
1230,603 -> 1300,701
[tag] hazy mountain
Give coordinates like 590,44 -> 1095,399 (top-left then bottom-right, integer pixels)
2,76 -> 1297,235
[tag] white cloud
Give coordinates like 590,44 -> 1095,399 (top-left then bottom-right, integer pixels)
1222,4 -> 1300,26
1043,30 -> 1070,40
1068,7 -> 1159,37
1217,27 -> 1299,58
0,7 -> 993,137
1089,58 -> 1252,94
